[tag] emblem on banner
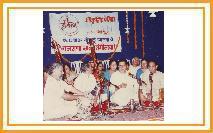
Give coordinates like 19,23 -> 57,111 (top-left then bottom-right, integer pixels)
59,14 -> 79,36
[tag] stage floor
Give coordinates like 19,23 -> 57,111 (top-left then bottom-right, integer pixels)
91,109 -> 164,121
62,109 -> 164,121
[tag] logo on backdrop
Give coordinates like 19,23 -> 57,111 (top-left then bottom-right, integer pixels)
49,12 -> 121,54
59,14 -> 79,36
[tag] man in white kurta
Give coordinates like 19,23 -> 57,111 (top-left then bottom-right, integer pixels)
44,76 -> 78,120
74,73 -> 97,95
110,60 -> 139,107
140,61 -> 164,101
74,63 -> 97,119
44,63 -> 84,120
74,72 -> 97,109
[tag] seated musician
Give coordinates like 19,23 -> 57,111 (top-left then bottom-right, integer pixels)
109,59 -> 138,107
140,61 -> 164,103
74,62 -> 97,119
43,63 -> 85,121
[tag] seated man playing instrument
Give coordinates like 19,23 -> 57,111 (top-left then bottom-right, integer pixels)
140,61 -> 164,103
109,59 -> 139,107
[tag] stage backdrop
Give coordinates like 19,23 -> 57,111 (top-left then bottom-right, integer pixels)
43,11 -> 164,72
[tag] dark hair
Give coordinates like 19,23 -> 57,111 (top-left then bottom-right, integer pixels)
141,59 -> 148,62
141,59 -> 148,65
47,63 -> 63,75
109,60 -> 117,66
97,62 -> 103,67
148,60 -> 157,66
62,63 -> 70,80
63,63 -> 71,72
118,59 -> 128,65
97,61 -> 105,72
80,62 -> 90,73
126,61 -> 130,66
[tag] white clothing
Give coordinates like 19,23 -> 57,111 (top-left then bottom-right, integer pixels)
66,73 -> 78,82
74,73 -> 97,94
110,71 -> 139,106
129,65 -> 140,76
74,73 -> 97,119
140,70 -> 164,101
43,76 -> 78,120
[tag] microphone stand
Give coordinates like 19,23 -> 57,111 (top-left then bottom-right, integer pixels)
149,73 -> 154,109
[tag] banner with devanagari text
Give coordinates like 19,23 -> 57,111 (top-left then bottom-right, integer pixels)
49,12 -> 121,54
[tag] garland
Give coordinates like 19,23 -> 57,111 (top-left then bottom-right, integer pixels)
106,37 -> 121,60
133,11 -> 137,50
51,37 -> 72,63
141,11 -> 145,58
125,11 -> 130,44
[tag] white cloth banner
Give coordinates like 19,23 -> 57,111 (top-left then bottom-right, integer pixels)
49,12 -> 121,54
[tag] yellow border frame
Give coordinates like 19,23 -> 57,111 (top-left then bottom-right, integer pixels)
6,6 -> 206,127
0,1 -> 212,132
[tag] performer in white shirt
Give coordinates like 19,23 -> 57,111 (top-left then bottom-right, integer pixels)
140,61 -> 164,102
110,59 -> 139,107
128,57 -> 141,76
74,63 -> 97,119
43,63 -> 84,121
74,63 -> 97,94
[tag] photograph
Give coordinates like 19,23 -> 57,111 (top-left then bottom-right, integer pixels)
1,1 -> 212,132
43,11 -> 164,121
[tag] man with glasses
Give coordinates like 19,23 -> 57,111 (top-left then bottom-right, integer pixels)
109,59 -> 138,107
